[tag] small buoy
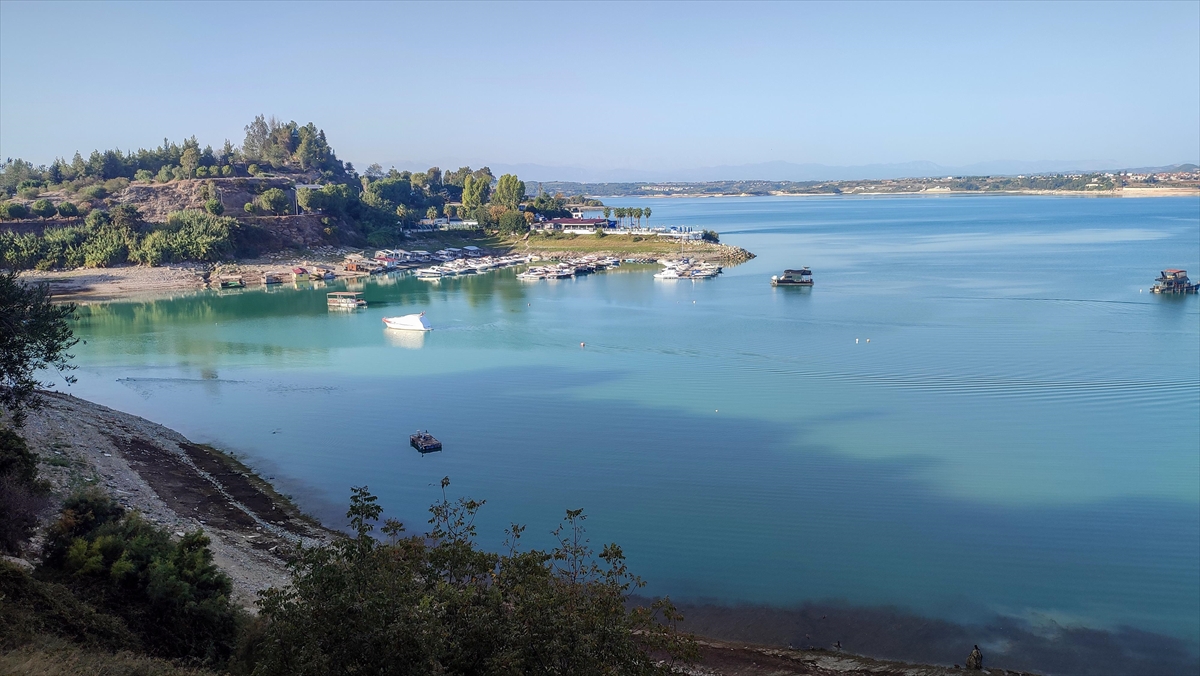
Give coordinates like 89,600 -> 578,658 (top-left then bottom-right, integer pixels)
693,300 -> 696,304
855,338 -> 859,344
866,339 -> 870,343
580,342 -> 585,348
715,409 -> 718,413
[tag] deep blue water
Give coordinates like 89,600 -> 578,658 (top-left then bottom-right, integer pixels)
67,195 -> 1200,652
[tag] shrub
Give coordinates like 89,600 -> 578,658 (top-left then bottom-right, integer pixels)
30,199 -> 57,219
247,164 -> 260,176
102,178 -> 129,194
243,202 -> 254,214
195,166 -> 208,178
700,229 -> 720,243
17,187 -> 41,200
134,169 -> 154,182
204,199 -> 224,216
247,485 -> 696,675
38,490 -> 242,664
156,166 -> 174,183
56,202 -> 79,219
79,185 -> 107,200
221,165 -> 233,177
0,231 -> 43,268
256,188 -> 289,215
0,561 -> 137,651
0,426 -> 50,554
0,202 -> 29,220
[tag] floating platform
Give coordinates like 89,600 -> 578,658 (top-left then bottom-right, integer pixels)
410,431 -> 442,453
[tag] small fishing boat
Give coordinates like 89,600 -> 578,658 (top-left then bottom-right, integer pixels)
327,291 -> 367,309
217,275 -> 245,289
383,312 -> 432,331
771,267 -> 813,286
1150,269 -> 1198,294
410,430 -> 442,453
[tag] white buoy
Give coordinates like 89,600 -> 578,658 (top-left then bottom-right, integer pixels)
580,342 -> 585,348
866,339 -> 870,343
856,338 -> 859,344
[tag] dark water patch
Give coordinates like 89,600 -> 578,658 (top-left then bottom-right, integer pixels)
665,600 -> 1200,676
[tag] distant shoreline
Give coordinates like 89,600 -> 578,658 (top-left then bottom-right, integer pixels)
587,187 -> 1200,199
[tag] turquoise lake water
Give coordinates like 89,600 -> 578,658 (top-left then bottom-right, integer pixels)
66,195 -> 1199,651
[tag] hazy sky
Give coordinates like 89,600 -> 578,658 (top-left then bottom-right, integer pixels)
2,1 -> 1197,173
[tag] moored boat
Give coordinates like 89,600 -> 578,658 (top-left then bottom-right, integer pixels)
383,312 -> 432,331
771,267 -> 813,286
217,275 -> 245,289
1150,269 -> 1198,294
327,291 -> 367,309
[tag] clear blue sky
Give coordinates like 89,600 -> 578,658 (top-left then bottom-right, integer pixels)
1,1 -> 1197,175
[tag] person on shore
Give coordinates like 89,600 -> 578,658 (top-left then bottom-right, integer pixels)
966,644 -> 983,670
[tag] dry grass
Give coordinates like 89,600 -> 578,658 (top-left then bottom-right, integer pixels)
0,644 -> 217,676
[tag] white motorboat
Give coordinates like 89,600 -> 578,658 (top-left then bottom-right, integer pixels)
416,267 -> 445,279
383,312 -> 432,331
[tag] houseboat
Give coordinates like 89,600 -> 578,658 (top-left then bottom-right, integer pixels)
327,291 -> 367,309
771,268 -> 814,286
383,312 -> 432,331
291,267 -> 309,282
410,430 -> 442,453
1150,269 -> 1198,294
262,271 -> 287,285
217,275 -> 245,289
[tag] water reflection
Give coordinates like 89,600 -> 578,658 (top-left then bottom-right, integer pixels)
384,329 -> 426,350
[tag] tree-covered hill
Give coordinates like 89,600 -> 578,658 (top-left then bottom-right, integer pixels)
0,116 -> 563,271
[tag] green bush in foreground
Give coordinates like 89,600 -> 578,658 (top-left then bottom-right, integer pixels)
246,482 -> 696,675
37,490 -> 243,665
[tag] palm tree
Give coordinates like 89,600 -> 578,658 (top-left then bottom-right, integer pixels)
603,207 -> 612,221
635,207 -> 644,228
644,207 -> 651,227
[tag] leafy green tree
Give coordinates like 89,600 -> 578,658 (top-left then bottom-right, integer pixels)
498,210 -> 527,234
256,188 -> 289,215
134,169 -> 153,182
30,199 -> 57,220
243,202 -> 255,214
0,273 -> 78,426
180,147 -> 199,178
204,199 -> 224,216
195,166 -> 209,178
494,174 -> 526,209
221,165 -> 233,177
462,175 -> 491,211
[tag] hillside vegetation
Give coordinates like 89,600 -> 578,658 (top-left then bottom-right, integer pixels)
1,116 -> 579,271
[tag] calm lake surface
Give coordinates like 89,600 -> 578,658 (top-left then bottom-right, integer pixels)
68,195 -> 1199,647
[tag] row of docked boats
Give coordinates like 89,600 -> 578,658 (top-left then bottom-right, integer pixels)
653,258 -> 722,280
516,256 -> 623,280
417,254 -> 532,280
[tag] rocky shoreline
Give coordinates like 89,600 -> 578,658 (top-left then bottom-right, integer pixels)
19,392 -> 332,610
